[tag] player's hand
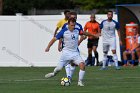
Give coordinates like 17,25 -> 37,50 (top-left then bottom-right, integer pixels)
45,47 -> 50,52
119,40 -> 122,46
58,46 -> 62,52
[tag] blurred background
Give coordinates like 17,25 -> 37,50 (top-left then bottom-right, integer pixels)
0,0 -> 140,15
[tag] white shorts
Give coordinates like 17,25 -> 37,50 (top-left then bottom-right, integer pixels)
103,38 -> 116,52
57,50 -> 84,67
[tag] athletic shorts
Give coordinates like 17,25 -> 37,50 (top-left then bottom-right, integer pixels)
87,38 -> 99,48
103,38 -> 116,52
57,50 -> 84,67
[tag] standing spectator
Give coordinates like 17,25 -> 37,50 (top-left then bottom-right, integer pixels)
84,14 -> 101,66
100,11 -> 121,70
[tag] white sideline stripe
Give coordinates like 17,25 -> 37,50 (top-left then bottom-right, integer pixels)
0,78 -> 58,82
0,77 -> 140,82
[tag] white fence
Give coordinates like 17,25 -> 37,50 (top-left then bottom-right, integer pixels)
0,14 -> 121,67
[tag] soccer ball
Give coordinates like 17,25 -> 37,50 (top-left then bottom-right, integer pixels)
60,77 -> 70,86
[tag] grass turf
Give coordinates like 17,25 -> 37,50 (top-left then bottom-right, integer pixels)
0,66 -> 140,93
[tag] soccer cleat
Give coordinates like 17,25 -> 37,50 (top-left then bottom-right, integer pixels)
115,66 -> 120,70
77,81 -> 84,86
78,81 -> 84,86
100,67 -> 107,70
67,76 -> 72,83
45,72 -> 55,78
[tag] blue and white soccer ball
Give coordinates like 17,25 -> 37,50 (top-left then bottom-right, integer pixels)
60,77 -> 70,86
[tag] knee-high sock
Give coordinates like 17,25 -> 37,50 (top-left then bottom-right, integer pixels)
131,60 -> 135,65
123,60 -> 127,65
102,53 -> 107,68
95,51 -> 99,63
53,65 -> 63,75
78,70 -> 85,82
65,64 -> 71,77
88,54 -> 92,66
70,65 -> 75,78
113,54 -> 118,67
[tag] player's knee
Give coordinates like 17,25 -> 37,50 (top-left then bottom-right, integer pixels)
79,62 -> 85,70
112,50 -> 116,54
113,54 -> 118,61
54,66 -> 63,74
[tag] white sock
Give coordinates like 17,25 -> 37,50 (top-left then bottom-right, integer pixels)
53,66 -> 63,75
70,65 -> 75,78
102,53 -> 107,68
113,54 -> 118,67
65,64 -> 71,77
78,70 -> 85,81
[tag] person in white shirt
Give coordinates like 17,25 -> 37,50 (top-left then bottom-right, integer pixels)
100,11 -> 121,70
45,18 -> 99,86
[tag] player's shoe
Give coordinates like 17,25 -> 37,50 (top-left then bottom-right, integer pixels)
100,67 -> 107,70
77,81 -> 84,86
115,66 -> 120,70
68,76 -> 72,83
45,72 -> 55,78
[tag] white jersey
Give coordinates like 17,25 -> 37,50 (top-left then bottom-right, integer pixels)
138,36 -> 140,44
56,28 -> 82,52
100,19 -> 120,43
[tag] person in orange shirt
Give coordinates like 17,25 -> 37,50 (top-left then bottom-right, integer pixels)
136,41 -> 140,66
123,27 -> 139,66
84,14 -> 101,66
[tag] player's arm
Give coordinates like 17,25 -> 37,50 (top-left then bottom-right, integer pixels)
45,37 -> 57,52
78,35 -> 86,46
83,31 -> 100,38
54,27 -> 59,37
54,20 -> 62,37
116,22 -> 122,46
117,29 -> 122,46
78,23 -> 87,46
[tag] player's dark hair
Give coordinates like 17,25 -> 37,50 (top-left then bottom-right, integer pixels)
70,11 -> 77,16
68,18 -> 76,24
107,11 -> 113,14
64,10 -> 70,15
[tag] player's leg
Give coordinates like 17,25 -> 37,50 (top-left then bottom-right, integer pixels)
65,64 -> 71,78
45,54 -> 68,78
123,50 -> 129,66
78,62 -> 85,86
136,47 -> 140,66
69,62 -> 76,79
73,54 -> 85,86
100,43 -> 109,70
92,38 -> 99,66
93,46 -> 99,66
110,38 -> 120,70
87,39 -> 93,66
131,50 -> 136,66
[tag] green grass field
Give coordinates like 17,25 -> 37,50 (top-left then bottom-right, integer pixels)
0,66 -> 140,93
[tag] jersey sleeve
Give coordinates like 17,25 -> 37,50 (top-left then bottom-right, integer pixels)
62,23 -> 68,29
115,22 -> 120,30
56,29 -> 66,39
100,21 -> 104,29
78,24 -> 84,35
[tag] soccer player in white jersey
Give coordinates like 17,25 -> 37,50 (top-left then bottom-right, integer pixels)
60,12 -> 85,81
45,18 -> 99,86
100,11 -> 122,70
